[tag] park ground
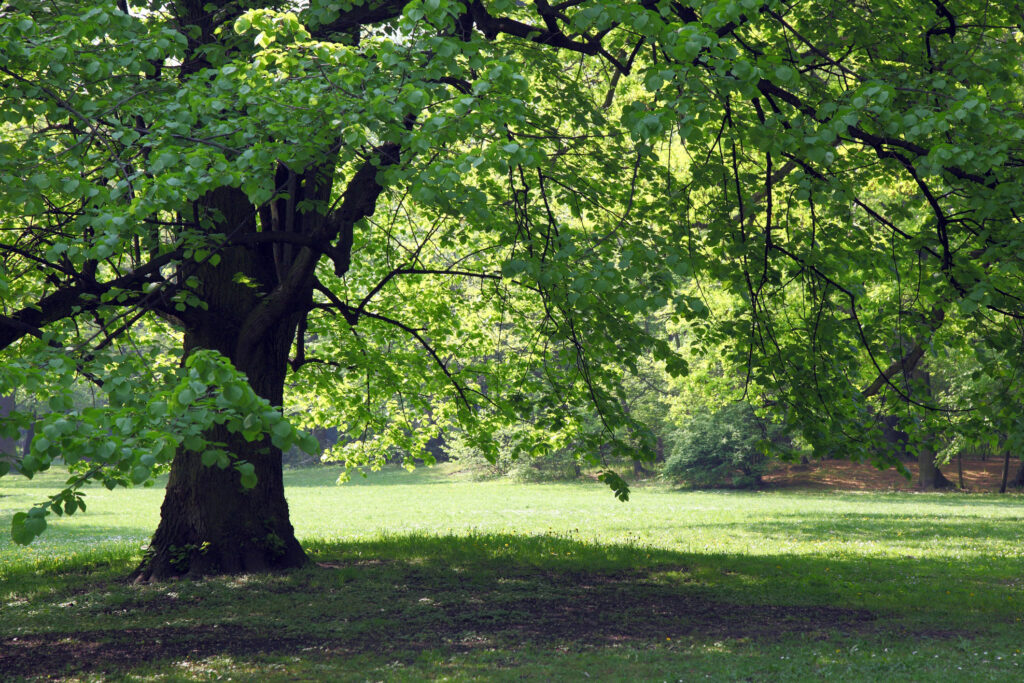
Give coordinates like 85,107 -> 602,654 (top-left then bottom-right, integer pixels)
763,456 -> 1017,492
1,459 -> 1023,681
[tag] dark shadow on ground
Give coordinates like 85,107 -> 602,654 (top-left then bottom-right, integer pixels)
5,531 -> 1022,679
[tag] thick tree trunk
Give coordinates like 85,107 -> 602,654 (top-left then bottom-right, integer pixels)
135,428 -> 305,581
133,187 -> 312,581
132,315 -> 308,581
131,137 -> 385,580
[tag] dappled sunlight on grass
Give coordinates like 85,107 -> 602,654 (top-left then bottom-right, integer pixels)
2,465 -> 1023,679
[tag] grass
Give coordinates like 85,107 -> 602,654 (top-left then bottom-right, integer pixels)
2,464 -> 1023,681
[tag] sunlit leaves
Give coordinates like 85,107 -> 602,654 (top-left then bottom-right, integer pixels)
2,0 -> 1023,546
7,347 -> 319,543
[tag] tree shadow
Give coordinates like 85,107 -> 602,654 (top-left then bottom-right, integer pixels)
3,530 -> 1022,679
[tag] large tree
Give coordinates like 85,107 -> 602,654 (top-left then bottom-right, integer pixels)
2,1 -> 1022,577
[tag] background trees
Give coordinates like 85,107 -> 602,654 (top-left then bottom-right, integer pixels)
2,1 -> 1022,576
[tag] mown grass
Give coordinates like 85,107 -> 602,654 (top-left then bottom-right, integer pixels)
1,465 -> 1023,681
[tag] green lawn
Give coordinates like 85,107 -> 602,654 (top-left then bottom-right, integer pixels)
2,465 -> 1023,681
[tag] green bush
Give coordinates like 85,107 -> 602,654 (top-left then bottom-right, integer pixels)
444,427 -> 581,481
663,402 -> 785,489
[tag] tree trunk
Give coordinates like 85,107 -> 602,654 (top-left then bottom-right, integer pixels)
130,133 -> 385,580
0,392 -> 17,472
918,444 -> 953,490
1000,451 -> 1011,494
907,366 -> 952,490
632,459 -> 650,477
135,429 -> 306,581
1009,458 -> 1024,489
132,316 -> 308,581
133,187 -> 312,581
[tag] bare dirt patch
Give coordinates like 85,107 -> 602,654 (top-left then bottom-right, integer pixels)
763,457 -> 1021,492
0,626 -> 305,680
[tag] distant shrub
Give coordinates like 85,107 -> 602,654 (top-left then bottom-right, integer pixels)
663,402 -> 785,488
444,427 -> 581,481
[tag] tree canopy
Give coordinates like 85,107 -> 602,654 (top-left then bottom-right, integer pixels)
1,0 -> 1022,577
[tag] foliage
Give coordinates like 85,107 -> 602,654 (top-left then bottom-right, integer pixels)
663,401 -> 782,488
445,426 -> 582,481
1,0 -> 1023,555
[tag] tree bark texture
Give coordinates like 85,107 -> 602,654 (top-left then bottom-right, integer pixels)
133,186 -> 314,581
131,138 -> 390,580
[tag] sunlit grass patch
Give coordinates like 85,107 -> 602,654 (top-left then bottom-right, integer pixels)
2,464 -> 1023,680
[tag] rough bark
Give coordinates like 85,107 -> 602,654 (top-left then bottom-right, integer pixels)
132,144 -> 389,580
132,309 -> 309,581
134,428 -> 306,581
132,187 -> 310,582
133,311 -> 308,581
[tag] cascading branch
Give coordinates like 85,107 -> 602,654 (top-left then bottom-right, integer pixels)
0,0 -> 1021,578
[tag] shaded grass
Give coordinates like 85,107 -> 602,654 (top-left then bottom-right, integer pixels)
2,465 -> 1023,680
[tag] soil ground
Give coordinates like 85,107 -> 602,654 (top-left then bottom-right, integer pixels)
762,456 -> 1022,491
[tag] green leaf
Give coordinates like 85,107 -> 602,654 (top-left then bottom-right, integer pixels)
12,510 -> 46,545
130,465 -> 150,485
297,431 -> 320,455
597,470 -> 630,502
236,462 -> 257,489
223,383 -> 244,403
501,259 -> 528,278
